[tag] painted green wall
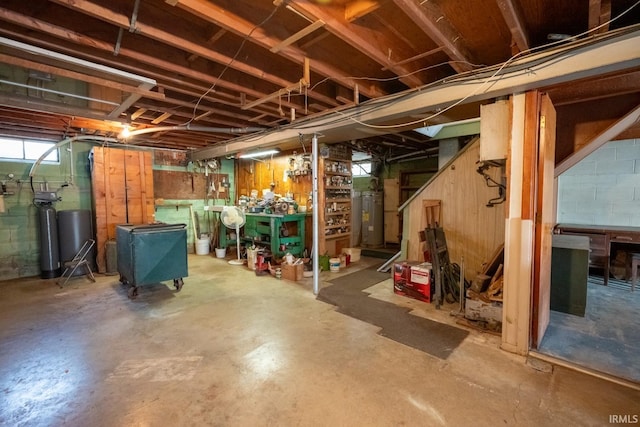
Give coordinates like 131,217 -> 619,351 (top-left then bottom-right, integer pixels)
0,143 -> 235,281
353,156 -> 439,192
153,158 -> 236,249
0,141 -> 94,280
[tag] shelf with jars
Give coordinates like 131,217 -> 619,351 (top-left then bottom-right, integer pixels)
319,152 -> 352,255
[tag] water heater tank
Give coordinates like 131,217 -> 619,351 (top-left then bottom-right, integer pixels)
361,191 -> 383,248
58,209 -> 95,274
39,206 -> 61,278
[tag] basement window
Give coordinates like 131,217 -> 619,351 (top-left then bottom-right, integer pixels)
352,162 -> 371,177
0,137 -> 59,163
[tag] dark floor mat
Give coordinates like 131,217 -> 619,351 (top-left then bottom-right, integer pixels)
319,267 -> 468,360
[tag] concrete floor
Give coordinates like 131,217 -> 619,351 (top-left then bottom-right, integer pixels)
539,276 -> 640,383
1,254 -> 639,426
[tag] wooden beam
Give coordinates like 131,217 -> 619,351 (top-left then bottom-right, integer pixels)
345,1 -> 381,22
194,111 -> 213,121
187,28 -> 227,62
165,0 -> 386,99
495,0 -> 530,52
131,108 -> 147,120
392,0 -> 475,73
49,0 -> 306,97
270,20 -> 325,53
151,112 -> 173,124
547,71 -> 640,106
248,113 -> 269,123
555,103 -> 640,176
242,79 -> 307,111
0,12 -> 312,115
288,1 -> 425,87
381,46 -> 444,71
242,60 -> 309,111
589,0 -> 611,34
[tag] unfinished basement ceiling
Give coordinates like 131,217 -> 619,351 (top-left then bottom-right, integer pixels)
0,0 -> 639,157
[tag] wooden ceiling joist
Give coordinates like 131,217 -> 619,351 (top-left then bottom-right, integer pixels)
392,0 -> 475,73
555,103 -> 640,176
287,1 -> 425,88
589,0 -> 612,34
495,0 -> 530,52
345,1 -> 382,22
151,112 -> 173,124
166,0 -> 386,99
270,20 -> 325,53
131,108 -> 147,120
0,14 -> 315,116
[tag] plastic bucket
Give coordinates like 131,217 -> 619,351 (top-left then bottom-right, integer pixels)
329,257 -> 340,272
196,238 -> 210,255
215,247 -> 226,258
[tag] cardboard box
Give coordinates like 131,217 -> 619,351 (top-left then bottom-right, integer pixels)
394,281 -> 431,303
410,263 -> 432,285
392,261 -> 432,303
281,262 -> 303,281
392,261 -> 421,288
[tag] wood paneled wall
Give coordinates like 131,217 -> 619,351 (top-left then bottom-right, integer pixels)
91,147 -> 154,272
402,139 -> 505,278
235,150 -> 312,207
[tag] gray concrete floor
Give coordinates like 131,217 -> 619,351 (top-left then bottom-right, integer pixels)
1,254 -> 639,426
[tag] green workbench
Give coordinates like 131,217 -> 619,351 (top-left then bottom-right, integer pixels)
219,212 -> 307,258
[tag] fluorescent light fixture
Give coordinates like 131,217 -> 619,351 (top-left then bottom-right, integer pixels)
238,149 -> 279,159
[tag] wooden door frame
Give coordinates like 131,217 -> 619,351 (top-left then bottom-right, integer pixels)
530,92 -> 557,349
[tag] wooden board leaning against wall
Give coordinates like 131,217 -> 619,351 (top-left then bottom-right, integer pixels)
91,147 -> 154,273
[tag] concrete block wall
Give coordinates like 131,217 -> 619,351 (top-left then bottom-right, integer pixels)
0,145 -> 233,280
557,139 -> 640,226
0,142 -> 94,280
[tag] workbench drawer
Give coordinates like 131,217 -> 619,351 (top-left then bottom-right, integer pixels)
610,233 -> 640,243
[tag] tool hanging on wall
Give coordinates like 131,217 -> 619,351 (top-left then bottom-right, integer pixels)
476,160 -> 506,207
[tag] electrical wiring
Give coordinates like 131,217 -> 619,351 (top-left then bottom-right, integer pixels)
329,0 -> 640,131
181,3 -> 283,126
184,1 -> 640,152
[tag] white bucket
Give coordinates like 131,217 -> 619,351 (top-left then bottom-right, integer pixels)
196,238 -> 210,255
215,247 -> 226,258
329,257 -> 340,272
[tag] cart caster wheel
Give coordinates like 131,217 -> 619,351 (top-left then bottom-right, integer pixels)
127,286 -> 138,299
119,275 -> 129,286
173,278 -> 184,292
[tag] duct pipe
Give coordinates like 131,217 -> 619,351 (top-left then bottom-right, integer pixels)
30,126 -> 266,179
126,125 -> 264,139
312,133 -> 319,295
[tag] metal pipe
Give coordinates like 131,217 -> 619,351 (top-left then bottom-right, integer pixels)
127,125 -> 264,139
312,133 -> 319,295
29,135 -> 120,178
129,0 -> 141,32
